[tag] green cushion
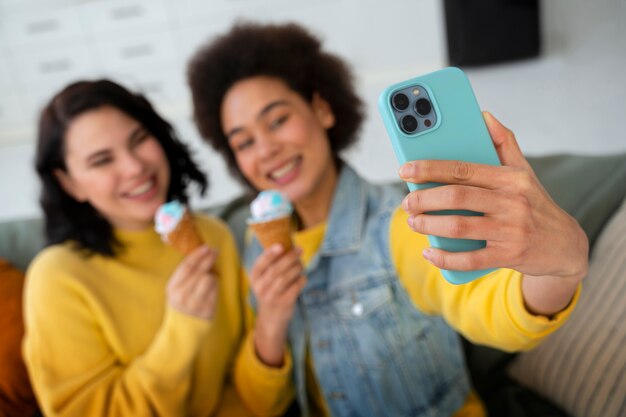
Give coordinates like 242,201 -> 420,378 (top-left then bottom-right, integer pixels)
0,219 -> 45,272
528,153 -> 626,249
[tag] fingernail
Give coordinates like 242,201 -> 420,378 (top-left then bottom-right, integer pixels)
422,248 -> 434,261
402,196 -> 411,211
399,163 -> 414,179
407,216 -> 414,228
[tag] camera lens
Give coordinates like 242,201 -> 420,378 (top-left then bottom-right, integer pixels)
392,93 -> 409,111
401,115 -> 418,133
415,98 -> 432,116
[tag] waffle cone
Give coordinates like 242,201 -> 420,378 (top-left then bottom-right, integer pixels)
249,216 -> 293,251
167,211 -> 204,255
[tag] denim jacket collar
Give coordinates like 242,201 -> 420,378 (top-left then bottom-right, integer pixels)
318,163 -> 367,256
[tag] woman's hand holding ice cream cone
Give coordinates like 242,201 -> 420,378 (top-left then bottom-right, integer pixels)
166,245 -> 219,320
246,190 -> 305,366
249,243 -> 306,367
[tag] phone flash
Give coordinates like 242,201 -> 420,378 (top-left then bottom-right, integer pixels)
412,88 -> 420,96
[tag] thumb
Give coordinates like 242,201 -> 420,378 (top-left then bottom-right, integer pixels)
483,111 -> 530,169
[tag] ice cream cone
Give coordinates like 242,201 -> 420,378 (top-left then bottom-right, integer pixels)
166,211 -> 204,255
249,215 -> 293,251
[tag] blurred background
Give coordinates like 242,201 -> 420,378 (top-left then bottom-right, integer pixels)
1,0 -> 625,221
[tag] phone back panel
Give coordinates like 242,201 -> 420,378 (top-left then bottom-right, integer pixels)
378,67 -> 500,284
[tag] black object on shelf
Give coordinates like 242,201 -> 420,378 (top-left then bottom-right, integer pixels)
444,0 -> 541,67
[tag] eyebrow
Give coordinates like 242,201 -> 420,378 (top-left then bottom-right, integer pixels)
85,125 -> 144,164
225,100 -> 289,141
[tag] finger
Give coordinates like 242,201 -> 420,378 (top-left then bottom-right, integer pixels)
263,249 -> 302,279
168,245 -> 211,291
264,264 -> 305,299
422,246 -> 507,272
483,111 -> 532,170
193,273 -> 218,299
196,248 -> 218,275
249,244 -> 287,280
179,268 -> 220,305
181,271 -> 212,298
176,276 -> 219,320
182,245 -> 213,274
261,274 -> 306,311
253,253 -> 303,297
280,274 -> 307,303
172,268 -> 211,300
399,159 -> 520,190
402,185 -> 508,215
250,248 -> 302,287
407,214 -> 505,241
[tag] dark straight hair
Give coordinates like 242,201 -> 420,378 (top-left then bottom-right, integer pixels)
35,79 -> 208,256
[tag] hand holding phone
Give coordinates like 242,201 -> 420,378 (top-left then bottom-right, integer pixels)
379,67 -> 588,315
378,67 -> 499,284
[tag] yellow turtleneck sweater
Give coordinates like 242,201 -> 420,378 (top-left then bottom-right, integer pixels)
23,215 -> 287,417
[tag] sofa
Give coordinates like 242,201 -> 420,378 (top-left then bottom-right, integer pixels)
1,153 -> 625,417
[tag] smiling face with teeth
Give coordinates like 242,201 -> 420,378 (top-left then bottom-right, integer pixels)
54,105 -> 170,230
222,76 -> 338,227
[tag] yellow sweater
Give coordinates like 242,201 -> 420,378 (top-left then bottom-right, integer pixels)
23,215 -> 284,417
293,207 -> 580,416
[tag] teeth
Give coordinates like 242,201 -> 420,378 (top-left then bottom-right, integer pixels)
270,159 -> 298,179
127,180 -> 153,197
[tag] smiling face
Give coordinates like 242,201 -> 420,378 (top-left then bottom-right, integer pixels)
221,76 -> 337,220
55,105 -> 170,230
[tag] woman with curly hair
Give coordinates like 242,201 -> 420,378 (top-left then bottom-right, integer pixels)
187,22 -> 588,417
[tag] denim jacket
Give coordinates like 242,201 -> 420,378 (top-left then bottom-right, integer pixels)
245,165 -> 470,417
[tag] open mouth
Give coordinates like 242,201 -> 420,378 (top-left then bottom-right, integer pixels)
125,178 -> 156,198
268,156 -> 301,183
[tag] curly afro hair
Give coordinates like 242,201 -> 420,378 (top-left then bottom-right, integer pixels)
187,21 -> 365,190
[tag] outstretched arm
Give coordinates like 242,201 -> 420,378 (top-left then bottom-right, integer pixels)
398,112 -> 588,317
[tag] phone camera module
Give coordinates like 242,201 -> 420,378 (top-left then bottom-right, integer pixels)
392,93 -> 410,111
401,115 -> 418,133
415,98 -> 432,116
388,85 -> 437,135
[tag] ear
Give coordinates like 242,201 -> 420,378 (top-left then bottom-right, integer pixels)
54,169 -> 87,202
311,92 -> 336,129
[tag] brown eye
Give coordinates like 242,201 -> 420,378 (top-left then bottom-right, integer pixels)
235,138 -> 254,152
131,130 -> 149,146
90,156 -> 112,167
270,114 -> 289,130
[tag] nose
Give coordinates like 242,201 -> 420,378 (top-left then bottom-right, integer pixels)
256,130 -> 280,160
119,150 -> 145,177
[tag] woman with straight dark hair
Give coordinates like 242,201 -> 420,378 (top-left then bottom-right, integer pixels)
23,80 -> 281,417
187,22 -> 588,417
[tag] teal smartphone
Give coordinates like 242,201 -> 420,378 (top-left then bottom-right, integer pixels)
378,67 -> 500,284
